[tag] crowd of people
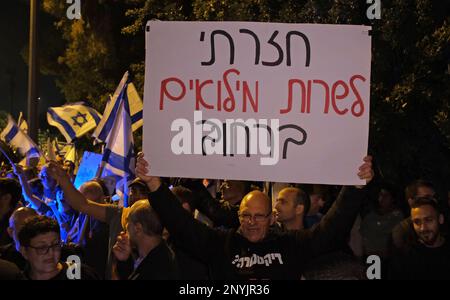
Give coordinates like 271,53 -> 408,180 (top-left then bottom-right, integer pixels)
0,153 -> 449,280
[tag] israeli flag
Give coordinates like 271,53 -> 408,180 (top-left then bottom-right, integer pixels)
0,115 -> 41,163
47,102 -> 102,142
93,72 -> 143,143
100,83 -> 135,207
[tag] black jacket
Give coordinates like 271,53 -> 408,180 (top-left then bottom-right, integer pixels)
127,241 -> 179,280
148,184 -> 367,279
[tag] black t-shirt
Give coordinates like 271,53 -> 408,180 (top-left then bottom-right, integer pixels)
388,239 -> 450,280
149,184 -> 366,279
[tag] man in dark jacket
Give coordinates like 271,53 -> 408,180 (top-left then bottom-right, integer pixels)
112,200 -> 179,280
134,154 -> 373,279
388,196 -> 450,279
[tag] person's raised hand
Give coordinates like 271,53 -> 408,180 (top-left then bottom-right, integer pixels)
355,155 -> 374,189
47,161 -> 70,186
135,152 -> 162,192
112,231 -> 132,262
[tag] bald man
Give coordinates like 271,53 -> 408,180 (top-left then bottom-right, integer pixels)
0,207 -> 37,270
45,165 -> 147,279
65,180 -> 109,278
80,181 -> 106,204
65,180 -> 108,245
136,154 -> 374,279
274,187 -> 310,231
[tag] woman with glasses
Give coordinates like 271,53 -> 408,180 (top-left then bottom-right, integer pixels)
18,215 -> 99,280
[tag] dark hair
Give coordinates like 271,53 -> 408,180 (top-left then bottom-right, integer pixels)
18,216 -> 60,247
379,182 -> 398,199
405,180 -> 435,200
410,196 -> 441,213
291,188 -> 311,215
172,186 -> 195,210
0,178 -> 22,209
129,178 -> 150,195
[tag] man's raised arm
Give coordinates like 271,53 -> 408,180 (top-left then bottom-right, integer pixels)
12,164 -> 46,211
298,156 -> 374,257
136,153 -> 226,262
47,161 -> 108,222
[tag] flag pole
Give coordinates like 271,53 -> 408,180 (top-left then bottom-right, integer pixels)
27,0 -> 39,141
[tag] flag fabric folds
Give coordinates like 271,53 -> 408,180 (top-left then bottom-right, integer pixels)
99,83 -> 136,207
63,144 -> 76,163
93,72 -> 143,143
0,115 -> 41,164
47,102 -> 102,142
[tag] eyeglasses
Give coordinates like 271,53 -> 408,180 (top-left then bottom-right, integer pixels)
239,212 -> 271,223
27,242 -> 62,255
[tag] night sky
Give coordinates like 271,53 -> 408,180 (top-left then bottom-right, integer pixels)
0,1 -> 64,129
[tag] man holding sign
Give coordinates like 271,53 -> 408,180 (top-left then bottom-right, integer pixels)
136,153 -> 373,279
140,21 -> 373,279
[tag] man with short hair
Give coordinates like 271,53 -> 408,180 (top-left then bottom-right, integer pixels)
128,178 -> 150,206
390,179 -> 436,253
388,196 -> 450,279
67,180 -> 110,278
0,207 -> 38,270
274,187 -> 310,230
112,200 -> 179,280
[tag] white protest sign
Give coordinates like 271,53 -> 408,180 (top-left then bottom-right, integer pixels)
144,21 -> 371,185
74,151 -> 102,189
